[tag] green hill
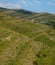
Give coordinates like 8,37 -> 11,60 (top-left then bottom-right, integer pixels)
0,8 -> 55,65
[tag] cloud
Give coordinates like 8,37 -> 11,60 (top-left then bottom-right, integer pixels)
0,3 -> 21,9
48,1 -> 55,6
21,0 -> 27,4
34,0 -> 40,4
20,0 -> 32,7
20,0 -> 41,7
47,0 -> 55,6
20,0 -> 28,5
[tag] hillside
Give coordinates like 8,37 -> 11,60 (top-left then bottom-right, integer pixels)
0,8 -> 55,65
0,7 -> 34,18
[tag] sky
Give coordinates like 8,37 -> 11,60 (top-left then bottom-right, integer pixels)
0,0 -> 55,14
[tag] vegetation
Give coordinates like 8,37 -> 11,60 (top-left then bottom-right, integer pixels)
0,8 -> 55,65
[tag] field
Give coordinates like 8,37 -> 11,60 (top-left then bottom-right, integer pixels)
0,9 -> 55,65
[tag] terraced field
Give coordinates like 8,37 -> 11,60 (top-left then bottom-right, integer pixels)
0,10 -> 55,65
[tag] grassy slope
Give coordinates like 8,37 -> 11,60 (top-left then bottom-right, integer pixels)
0,12 -> 55,65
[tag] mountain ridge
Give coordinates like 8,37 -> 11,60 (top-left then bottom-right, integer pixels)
0,7 -> 54,15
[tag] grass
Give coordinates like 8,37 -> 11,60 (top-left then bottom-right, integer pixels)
0,12 -> 55,65
33,45 -> 55,65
